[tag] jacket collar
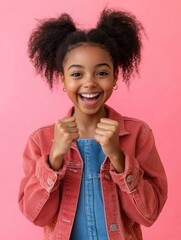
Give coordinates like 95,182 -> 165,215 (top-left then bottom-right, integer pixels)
105,105 -> 130,137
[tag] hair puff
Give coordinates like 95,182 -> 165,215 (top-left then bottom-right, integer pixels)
97,8 -> 144,84
28,13 -> 76,88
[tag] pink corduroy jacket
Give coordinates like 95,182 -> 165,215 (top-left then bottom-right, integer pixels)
18,105 -> 167,240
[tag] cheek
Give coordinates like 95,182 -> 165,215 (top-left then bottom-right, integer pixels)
65,81 -> 80,94
102,81 -> 114,92
101,83 -> 114,101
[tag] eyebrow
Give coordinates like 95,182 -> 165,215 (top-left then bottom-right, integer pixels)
68,64 -> 83,70
68,63 -> 111,70
96,63 -> 111,69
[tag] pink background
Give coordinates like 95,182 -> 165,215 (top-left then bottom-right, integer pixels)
0,0 -> 180,239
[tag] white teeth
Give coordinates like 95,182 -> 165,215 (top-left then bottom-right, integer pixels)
80,93 -> 100,98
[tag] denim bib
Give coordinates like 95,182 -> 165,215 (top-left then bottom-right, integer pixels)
70,139 -> 108,240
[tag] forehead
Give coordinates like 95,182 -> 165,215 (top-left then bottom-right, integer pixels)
63,44 -> 113,67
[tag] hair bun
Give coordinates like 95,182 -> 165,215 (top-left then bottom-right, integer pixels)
97,9 -> 144,83
28,13 -> 76,88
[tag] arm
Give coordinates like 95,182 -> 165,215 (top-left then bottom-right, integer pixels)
110,127 -> 168,227
18,135 -> 66,227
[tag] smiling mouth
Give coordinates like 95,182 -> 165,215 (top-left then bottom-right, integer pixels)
79,93 -> 101,105
80,93 -> 100,98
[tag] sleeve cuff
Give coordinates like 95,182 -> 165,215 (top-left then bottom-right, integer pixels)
36,154 -> 66,193
110,152 -> 142,193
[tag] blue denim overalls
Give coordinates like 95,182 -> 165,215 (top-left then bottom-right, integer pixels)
70,139 -> 108,240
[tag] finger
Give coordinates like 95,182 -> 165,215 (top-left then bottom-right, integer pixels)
95,128 -> 113,137
58,116 -> 76,124
94,134 -> 107,146
66,122 -> 77,128
57,119 -> 77,128
94,134 -> 102,143
98,118 -> 119,131
67,127 -> 79,133
70,132 -> 79,141
57,124 -> 78,135
62,116 -> 76,122
97,122 -> 116,131
61,131 -> 79,142
61,121 -> 78,132
100,118 -> 118,126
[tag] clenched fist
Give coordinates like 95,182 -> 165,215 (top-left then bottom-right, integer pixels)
95,118 -> 125,173
49,116 -> 79,171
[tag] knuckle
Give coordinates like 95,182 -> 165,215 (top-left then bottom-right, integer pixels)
64,131 -> 70,138
102,135 -> 108,143
115,122 -> 119,130
106,130 -> 113,137
112,124 -> 117,130
56,121 -> 64,129
55,120 -> 60,127
58,126 -> 65,133
95,128 -> 99,134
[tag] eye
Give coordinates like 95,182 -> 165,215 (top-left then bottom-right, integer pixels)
71,72 -> 82,78
96,71 -> 108,76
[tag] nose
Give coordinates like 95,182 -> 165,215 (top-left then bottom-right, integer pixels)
83,75 -> 98,88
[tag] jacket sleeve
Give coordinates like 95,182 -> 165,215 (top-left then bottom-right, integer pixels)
18,134 -> 66,227
110,127 -> 168,227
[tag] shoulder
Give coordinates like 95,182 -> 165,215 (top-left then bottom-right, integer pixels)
123,116 -> 151,130
29,123 -> 55,147
107,105 -> 151,128
117,114 -> 155,150
122,116 -> 153,142
31,123 -> 55,136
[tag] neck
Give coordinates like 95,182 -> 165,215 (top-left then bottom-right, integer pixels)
73,106 -> 107,139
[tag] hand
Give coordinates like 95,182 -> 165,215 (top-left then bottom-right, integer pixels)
49,116 -> 79,171
95,118 -> 125,173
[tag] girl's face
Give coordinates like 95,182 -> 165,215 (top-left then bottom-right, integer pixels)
61,44 -> 118,117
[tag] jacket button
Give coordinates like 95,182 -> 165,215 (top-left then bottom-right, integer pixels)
47,178 -> 53,186
110,224 -> 118,231
105,173 -> 111,180
126,175 -> 133,183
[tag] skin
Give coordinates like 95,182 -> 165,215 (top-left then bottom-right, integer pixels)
49,44 -> 125,173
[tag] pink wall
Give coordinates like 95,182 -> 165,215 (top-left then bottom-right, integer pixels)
0,0 -> 180,239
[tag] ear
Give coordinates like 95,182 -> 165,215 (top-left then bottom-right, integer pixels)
113,68 -> 119,86
59,73 -> 65,87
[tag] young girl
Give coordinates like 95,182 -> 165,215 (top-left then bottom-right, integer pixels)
18,9 -> 167,240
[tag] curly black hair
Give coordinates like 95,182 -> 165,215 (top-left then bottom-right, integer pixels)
28,9 -> 144,89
